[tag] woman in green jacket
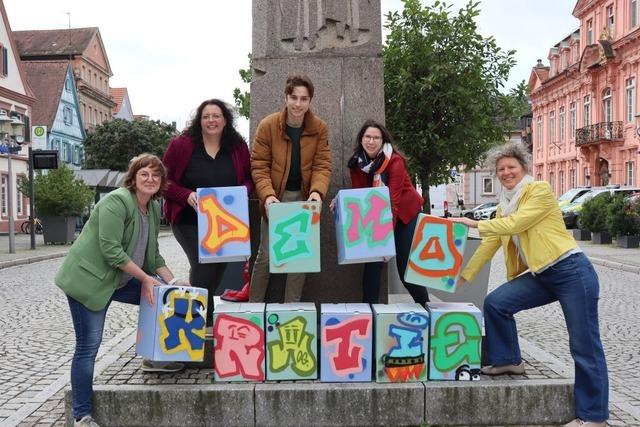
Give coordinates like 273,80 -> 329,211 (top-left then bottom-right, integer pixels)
55,154 -> 185,427
451,142 -> 608,427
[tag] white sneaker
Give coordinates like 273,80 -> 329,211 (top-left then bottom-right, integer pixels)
74,415 -> 100,427
563,418 -> 606,427
141,359 -> 184,373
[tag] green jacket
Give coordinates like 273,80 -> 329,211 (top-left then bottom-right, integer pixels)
55,187 -> 166,311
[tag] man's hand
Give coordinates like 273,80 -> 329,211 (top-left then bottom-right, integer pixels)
307,191 -> 322,203
141,275 -> 162,305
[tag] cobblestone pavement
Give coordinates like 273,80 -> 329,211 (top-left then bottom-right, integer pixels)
1,235 -> 639,426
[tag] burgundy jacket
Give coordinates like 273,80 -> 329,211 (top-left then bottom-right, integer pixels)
349,152 -> 423,226
162,135 -> 254,225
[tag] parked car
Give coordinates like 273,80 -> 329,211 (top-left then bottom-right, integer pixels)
557,186 -> 591,208
462,202 -> 497,219
562,186 -> 640,228
474,204 -> 498,220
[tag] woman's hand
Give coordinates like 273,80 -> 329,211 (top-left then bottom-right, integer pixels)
307,191 -> 322,203
141,275 -> 162,305
187,192 -> 198,210
329,197 -> 337,213
449,216 -> 479,229
457,277 -> 467,288
264,195 -> 279,212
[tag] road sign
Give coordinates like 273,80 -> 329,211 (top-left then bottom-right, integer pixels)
31,126 -> 47,150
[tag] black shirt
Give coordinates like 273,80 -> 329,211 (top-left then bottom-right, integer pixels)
179,143 -> 236,225
285,125 -> 303,191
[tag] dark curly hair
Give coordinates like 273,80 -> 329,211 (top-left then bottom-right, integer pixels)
182,99 -> 245,152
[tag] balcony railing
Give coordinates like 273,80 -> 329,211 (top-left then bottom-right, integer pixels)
575,121 -> 623,146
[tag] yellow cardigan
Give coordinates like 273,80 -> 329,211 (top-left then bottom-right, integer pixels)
461,181 -> 577,282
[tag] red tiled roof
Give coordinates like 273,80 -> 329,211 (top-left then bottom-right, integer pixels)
13,27 -> 98,57
109,87 -> 127,115
21,61 -> 69,128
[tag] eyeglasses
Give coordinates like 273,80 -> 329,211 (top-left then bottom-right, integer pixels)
138,172 -> 162,181
202,114 -> 224,121
363,135 -> 383,142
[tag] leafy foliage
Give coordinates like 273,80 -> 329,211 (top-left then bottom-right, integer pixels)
606,195 -> 640,236
383,0 -> 518,209
83,119 -> 177,171
580,193 -> 613,233
233,53 -> 252,120
30,165 -> 94,217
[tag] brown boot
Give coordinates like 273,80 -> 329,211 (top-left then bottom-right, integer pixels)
480,361 -> 525,375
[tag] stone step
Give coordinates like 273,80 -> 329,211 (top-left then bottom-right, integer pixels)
65,379 -> 573,426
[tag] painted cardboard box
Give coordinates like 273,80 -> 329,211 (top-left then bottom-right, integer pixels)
213,303 -> 266,382
265,303 -> 318,380
320,303 -> 373,382
372,303 -> 429,383
268,201 -> 321,273
427,302 -> 482,381
197,186 -> 250,263
136,285 -> 208,362
405,214 -> 469,293
334,187 -> 395,264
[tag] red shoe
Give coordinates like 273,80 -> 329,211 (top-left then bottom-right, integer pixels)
220,261 -> 251,302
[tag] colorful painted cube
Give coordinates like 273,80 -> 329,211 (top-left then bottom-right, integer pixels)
136,285 -> 208,362
213,303 -> 266,382
265,303 -> 318,380
404,214 -> 469,293
334,187 -> 395,264
320,303 -> 373,382
427,302 -> 482,381
197,186 -> 250,263
268,201 -> 321,273
372,303 -> 429,383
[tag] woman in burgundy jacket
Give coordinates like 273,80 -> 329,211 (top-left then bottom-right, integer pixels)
163,99 -> 253,317
340,119 -> 428,306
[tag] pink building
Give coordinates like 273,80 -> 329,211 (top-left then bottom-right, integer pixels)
529,0 -> 640,194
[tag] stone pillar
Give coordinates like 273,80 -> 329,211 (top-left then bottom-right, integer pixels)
250,0 -> 386,303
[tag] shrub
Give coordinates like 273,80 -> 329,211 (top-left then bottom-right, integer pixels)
606,195 -> 640,237
32,165 -> 94,217
580,192 -> 612,233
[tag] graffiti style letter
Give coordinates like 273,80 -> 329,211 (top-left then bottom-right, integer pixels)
199,195 -> 249,254
272,210 -> 312,265
267,316 -> 316,376
159,290 -> 207,360
213,314 -> 265,380
431,312 -> 482,372
323,317 -> 371,375
408,216 -> 464,278
343,191 -> 393,247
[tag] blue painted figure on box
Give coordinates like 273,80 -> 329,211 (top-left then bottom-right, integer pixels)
54,154 -> 186,427
450,142 -> 609,427
333,120 -> 428,306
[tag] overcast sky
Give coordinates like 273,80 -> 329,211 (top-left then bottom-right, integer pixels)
5,0 -> 579,134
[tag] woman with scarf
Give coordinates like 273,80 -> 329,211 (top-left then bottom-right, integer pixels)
450,142 -> 608,427
334,120 -> 428,306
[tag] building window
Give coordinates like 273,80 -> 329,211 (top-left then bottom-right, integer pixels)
537,173 -> 542,181
583,95 -> 591,126
549,171 -> 555,193
559,170 -> 565,194
607,5 -> 615,37
584,166 -> 590,186
587,19 -> 593,44
536,115 -> 543,147
570,168 -> 576,188
0,45 -> 8,77
570,102 -> 577,138
65,76 -> 71,92
16,175 -> 23,216
602,88 -> 612,122
549,111 -> 556,144
482,177 -> 494,195
633,0 -> 638,28
559,106 -> 566,142
63,106 -> 73,125
0,175 -> 6,217
627,78 -> 636,122
626,161 -> 635,186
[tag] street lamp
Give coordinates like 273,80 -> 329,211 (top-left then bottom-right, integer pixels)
0,111 -> 25,254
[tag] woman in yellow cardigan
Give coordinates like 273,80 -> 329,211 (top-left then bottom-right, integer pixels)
451,142 -> 608,427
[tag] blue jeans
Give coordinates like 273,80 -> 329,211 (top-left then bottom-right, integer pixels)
67,278 -> 142,419
362,214 -> 429,306
484,252 -> 609,421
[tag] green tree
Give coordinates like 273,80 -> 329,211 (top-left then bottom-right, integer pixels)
83,119 -> 177,171
29,165 -> 94,217
233,53 -> 252,120
383,0 -> 518,209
